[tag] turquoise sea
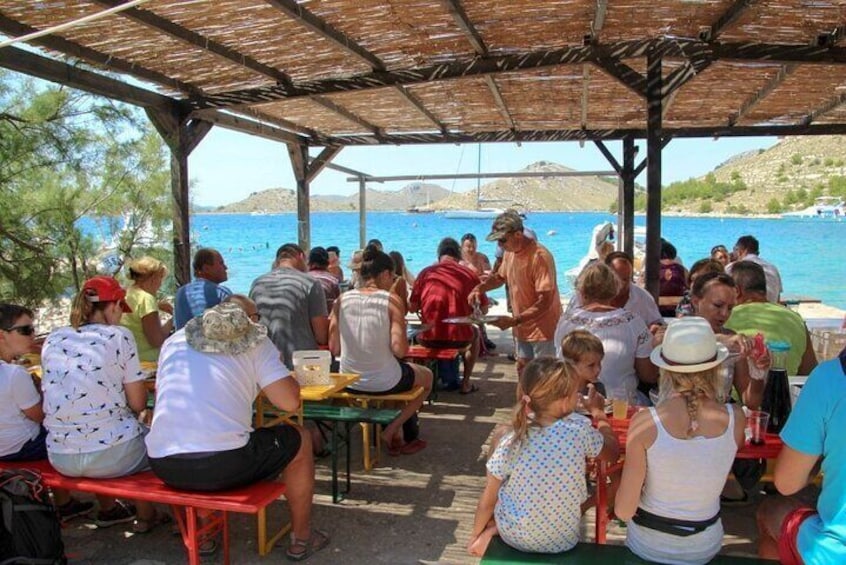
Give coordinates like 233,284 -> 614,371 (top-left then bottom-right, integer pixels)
188,212 -> 846,310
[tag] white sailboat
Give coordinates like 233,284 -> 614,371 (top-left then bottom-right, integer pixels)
444,144 -> 515,220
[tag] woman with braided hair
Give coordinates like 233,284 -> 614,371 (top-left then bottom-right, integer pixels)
615,317 -> 746,564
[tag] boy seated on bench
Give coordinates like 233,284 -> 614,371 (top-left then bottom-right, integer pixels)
145,298 -> 329,562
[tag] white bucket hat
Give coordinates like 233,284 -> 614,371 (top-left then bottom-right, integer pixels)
650,317 -> 729,373
185,302 -> 266,355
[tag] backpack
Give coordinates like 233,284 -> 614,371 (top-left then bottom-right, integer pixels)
0,469 -> 66,565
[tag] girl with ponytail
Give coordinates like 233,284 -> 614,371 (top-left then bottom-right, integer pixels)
468,357 -> 618,556
616,317 -> 746,564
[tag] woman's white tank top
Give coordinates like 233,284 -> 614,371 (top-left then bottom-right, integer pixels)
338,289 -> 401,392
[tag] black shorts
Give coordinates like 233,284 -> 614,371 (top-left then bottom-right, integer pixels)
347,361 -> 416,396
149,425 -> 302,492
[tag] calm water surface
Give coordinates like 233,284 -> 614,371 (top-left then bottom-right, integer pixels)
189,212 -> 845,310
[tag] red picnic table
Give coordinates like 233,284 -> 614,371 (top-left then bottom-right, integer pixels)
591,409 -> 784,543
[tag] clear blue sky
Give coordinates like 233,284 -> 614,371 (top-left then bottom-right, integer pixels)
189,130 -> 780,207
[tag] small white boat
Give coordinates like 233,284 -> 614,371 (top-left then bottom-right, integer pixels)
443,207 -> 504,219
782,197 -> 845,220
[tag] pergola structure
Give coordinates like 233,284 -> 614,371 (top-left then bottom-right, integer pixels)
1,0 -> 845,299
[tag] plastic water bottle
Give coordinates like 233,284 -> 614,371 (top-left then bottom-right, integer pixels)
761,341 -> 792,433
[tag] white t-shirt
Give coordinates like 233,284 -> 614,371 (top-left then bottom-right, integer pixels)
41,325 -> 145,454
555,308 -> 653,400
0,362 -> 42,457
726,254 -> 783,303
145,330 -> 291,458
566,284 -> 663,327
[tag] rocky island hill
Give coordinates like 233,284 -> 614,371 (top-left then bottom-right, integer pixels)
212,137 -> 846,215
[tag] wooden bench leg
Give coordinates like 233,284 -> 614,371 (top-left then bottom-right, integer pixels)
257,504 -> 291,556
172,505 -> 201,565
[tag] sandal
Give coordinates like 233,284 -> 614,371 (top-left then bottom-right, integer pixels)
400,438 -> 427,455
132,509 -> 173,534
286,529 -> 330,562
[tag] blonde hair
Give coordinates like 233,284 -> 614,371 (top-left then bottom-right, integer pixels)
69,288 -> 109,329
127,256 -> 167,282
577,262 -> 620,303
659,366 -> 725,437
511,357 -> 579,446
560,329 -> 604,363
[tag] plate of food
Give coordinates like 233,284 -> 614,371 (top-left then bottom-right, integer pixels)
442,315 -> 501,325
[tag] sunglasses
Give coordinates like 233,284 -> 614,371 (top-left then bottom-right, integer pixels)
249,312 -> 261,322
497,232 -> 514,244
4,324 -> 35,336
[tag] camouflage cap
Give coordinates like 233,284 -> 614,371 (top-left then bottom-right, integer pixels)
485,211 -> 524,241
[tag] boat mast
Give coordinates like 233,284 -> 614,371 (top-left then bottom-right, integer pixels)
476,143 -> 481,210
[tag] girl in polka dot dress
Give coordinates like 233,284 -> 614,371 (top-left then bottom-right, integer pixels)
468,357 -> 619,556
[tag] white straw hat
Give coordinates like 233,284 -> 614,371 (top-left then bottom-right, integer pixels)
185,302 -> 266,355
650,317 -> 729,373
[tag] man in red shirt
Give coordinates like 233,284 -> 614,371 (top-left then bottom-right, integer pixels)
410,238 -> 489,394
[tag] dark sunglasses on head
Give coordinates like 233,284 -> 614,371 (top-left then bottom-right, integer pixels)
5,324 -> 35,336
249,313 -> 261,322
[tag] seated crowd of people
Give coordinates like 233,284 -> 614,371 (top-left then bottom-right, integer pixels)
0,209 -> 840,564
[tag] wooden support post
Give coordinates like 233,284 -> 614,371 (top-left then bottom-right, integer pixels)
645,52 -> 663,302
622,136 -> 636,258
358,176 -> 367,249
146,109 -> 212,286
287,143 -> 310,251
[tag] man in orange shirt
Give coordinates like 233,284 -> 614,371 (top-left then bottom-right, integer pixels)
469,211 -> 562,376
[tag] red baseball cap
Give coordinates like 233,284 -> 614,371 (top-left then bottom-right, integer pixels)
82,276 -> 132,313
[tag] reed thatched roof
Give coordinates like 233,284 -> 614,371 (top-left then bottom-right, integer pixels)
2,0 -> 846,146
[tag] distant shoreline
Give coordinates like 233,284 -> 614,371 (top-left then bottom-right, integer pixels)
193,209 -> 791,220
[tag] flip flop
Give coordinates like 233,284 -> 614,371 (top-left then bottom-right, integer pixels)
460,384 -> 479,395
400,438 -> 427,455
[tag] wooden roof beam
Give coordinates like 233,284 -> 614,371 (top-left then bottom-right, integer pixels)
728,64 -> 797,126
324,122 -> 846,145
484,75 -> 517,130
311,96 -> 385,139
92,0 -> 293,87
264,0 -> 384,71
801,92 -> 846,126
306,146 -> 343,183
441,0 -> 515,129
195,110 -> 309,145
0,45 -> 182,113
0,13 -> 204,97
266,0 -> 446,136
394,86 -> 448,134
190,107 -> 323,140
592,0 -> 608,36
700,0 -> 757,42
592,52 -> 647,98
441,0 -> 487,54
190,40 -> 846,110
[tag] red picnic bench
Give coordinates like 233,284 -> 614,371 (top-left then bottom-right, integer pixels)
0,459 -> 289,565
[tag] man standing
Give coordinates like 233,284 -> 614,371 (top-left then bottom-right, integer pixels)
726,235 -> 783,303
410,238 -> 489,394
174,248 -> 231,330
307,247 -> 340,313
145,300 -> 329,560
469,211 -> 561,375
756,351 -> 846,563
725,261 -> 817,375
250,243 -> 328,369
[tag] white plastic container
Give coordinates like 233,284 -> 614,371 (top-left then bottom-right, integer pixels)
292,350 -> 332,386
